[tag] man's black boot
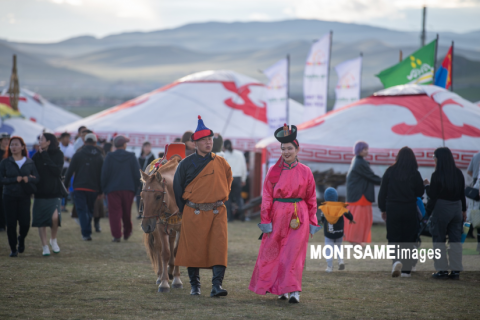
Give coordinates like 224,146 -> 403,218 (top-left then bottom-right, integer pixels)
188,267 -> 201,295
432,271 -> 449,279
210,265 -> 228,297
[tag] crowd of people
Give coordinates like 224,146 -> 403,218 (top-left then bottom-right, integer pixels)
0,117 -> 478,304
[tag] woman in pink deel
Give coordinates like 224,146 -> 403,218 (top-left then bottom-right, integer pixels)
249,124 -> 321,303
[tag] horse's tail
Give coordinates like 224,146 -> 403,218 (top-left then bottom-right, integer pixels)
143,232 -> 159,272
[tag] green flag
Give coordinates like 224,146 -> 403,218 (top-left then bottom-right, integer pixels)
376,39 -> 437,88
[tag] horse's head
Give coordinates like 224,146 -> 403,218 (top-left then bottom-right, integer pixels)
139,170 -> 167,233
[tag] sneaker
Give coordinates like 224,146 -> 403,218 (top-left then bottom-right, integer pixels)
448,271 -> 460,280
42,245 -> 50,256
278,293 -> 289,300
400,273 -> 411,278
392,261 -> 402,277
288,291 -> 300,303
50,239 -> 60,253
112,238 -> 121,243
338,261 -> 345,270
82,236 -> 92,241
325,266 -> 333,273
10,251 -> 18,257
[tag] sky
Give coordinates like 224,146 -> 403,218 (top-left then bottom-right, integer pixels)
1,0 -> 480,43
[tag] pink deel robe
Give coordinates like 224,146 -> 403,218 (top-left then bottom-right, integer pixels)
249,162 -> 319,295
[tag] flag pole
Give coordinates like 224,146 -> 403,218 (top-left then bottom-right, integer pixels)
286,54 -> 290,125
327,30 -> 333,112
399,50 -> 403,62
451,41 -> 454,92
359,52 -> 363,98
433,34 -> 439,84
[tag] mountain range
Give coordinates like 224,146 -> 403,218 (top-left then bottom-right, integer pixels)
0,19 -> 479,105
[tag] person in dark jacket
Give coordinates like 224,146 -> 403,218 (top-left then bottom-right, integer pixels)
424,147 -> 466,280
136,141 -> 155,218
0,132 -> 10,232
319,188 -> 355,273
101,135 -> 140,242
345,141 -> 381,246
65,133 -> 104,241
32,133 -> 64,256
0,136 -> 39,257
378,147 -> 424,278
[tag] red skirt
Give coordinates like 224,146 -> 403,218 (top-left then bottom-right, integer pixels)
344,196 -> 372,243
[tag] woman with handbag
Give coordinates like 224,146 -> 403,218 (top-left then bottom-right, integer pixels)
249,124 -> 321,303
32,133 -> 65,256
424,147 -> 466,280
0,136 -> 39,257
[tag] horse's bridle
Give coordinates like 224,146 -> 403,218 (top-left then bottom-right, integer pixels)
140,177 -> 180,234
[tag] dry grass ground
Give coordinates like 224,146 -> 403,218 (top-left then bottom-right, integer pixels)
1,205 -> 479,320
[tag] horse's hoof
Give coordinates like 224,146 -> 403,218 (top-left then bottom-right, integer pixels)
156,279 -> 161,285
168,274 -> 173,280
158,287 -> 170,293
172,284 -> 183,289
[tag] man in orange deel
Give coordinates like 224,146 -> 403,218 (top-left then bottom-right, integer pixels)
319,187 -> 356,273
173,115 -> 233,297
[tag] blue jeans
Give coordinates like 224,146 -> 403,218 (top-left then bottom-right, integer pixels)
73,191 -> 98,238
325,237 -> 344,268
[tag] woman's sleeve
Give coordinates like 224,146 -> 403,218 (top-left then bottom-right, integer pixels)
413,171 -> 425,198
355,160 -> 382,185
378,168 -> 389,212
306,171 -> 319,226
0,161 -> 17,185
28,163 -> 40,184
460,170 -> 466,212
39,152 -> 63,178
425,173 -> 438,215
260,169 -> 274,225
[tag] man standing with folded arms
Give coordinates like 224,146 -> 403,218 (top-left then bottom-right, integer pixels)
101,135 -> 140,242
173,116 -> 233,297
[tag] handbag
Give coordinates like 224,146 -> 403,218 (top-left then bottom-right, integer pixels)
471,209 -> 480,228
465,186 -> 480,201
59,177 -> 69,198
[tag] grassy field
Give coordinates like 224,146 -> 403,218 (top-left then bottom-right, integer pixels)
1,205 -> 479,320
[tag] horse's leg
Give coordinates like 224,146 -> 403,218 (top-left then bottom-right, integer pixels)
167,230 -> 176,280
158,227 -> 171,293
172,229 -> 183,289
153,228 -> 163,285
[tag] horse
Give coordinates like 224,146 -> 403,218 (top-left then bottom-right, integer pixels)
140,158 -> 183,293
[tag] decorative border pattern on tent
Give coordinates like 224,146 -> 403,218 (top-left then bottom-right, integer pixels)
264,143 -> 475,168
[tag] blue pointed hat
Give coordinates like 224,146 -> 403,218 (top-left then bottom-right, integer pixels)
191,115 -> 214,141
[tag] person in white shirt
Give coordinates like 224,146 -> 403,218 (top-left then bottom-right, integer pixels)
73,126 -> 87,152
223,139 -> 247,222
59,132 -> 75,212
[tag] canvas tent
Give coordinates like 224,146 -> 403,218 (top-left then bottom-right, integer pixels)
256,84 -> 480,222
56,70 -> 304,151
0,88 -> 81,130
0,117 -> 46,147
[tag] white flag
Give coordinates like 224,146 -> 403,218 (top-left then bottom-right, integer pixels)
303,33 -> 331,121
264,58 -> 288,134
333,56 -> 362,110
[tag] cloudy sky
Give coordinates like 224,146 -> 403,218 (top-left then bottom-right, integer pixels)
2,0 -> 480,43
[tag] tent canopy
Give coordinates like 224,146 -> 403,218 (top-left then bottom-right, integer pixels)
0,117 -> 46,147
56,70 -> 304,151
256,85 -> 480,168
0,88 -> 81,130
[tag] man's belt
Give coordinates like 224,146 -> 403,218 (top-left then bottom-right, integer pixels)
186,200 -> 224,215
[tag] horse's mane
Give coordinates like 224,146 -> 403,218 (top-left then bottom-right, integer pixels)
158,157 -> 180,175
